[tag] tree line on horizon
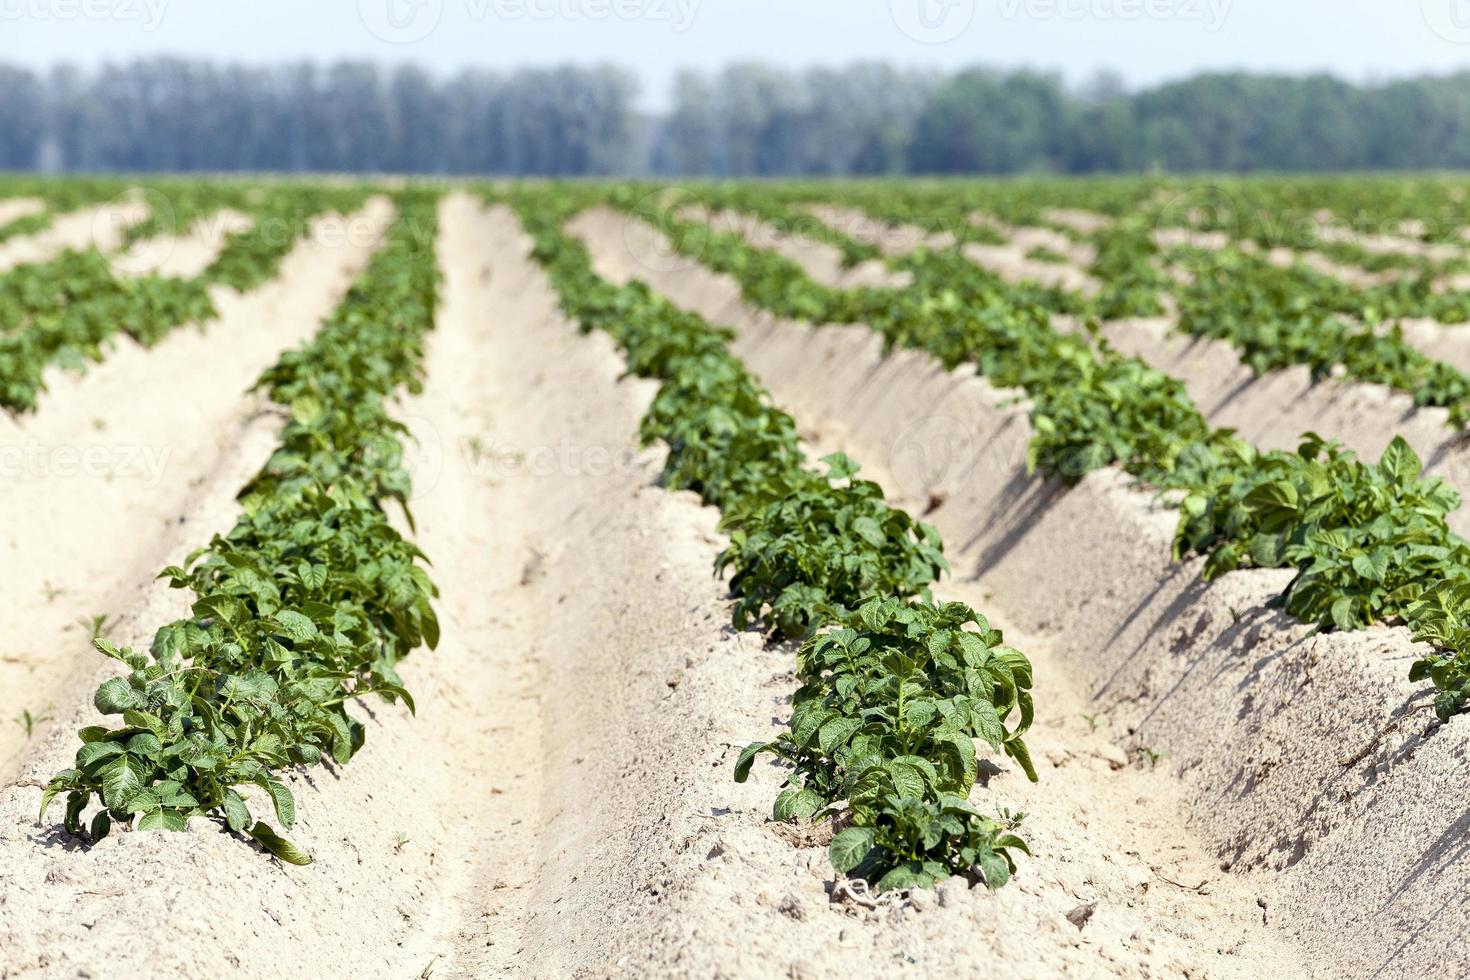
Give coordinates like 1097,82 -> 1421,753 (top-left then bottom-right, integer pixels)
2,58 -> 1469,176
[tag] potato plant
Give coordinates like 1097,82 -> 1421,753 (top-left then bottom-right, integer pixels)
42,193 -> 442,862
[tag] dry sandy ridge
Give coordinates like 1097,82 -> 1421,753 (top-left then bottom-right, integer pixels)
574,206 -> 1308,978
110,208 -> 255,280
0,198 -> 45,229
804,202 -> 958,254
574,204 -> 1470,980
1154,226 -> 1466,293
1149,230 -> 1470,370
0,198 -> 149,273
799,202 -> 1101,296
1042,207 -> 1114,235
1310,215 -> 1467,264
0,198 -> 392,777
675,203 -> 909,289
957,212 -> 1102,296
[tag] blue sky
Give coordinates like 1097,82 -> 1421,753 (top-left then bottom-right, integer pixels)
2,0 -> 1464,109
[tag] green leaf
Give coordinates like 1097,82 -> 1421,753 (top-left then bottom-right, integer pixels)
137,808 -> 188,832
297,560 -> 328,591
1378,436 -> 1422,486
851,516 -> 886,548
970,700 -> 1004,748
222,790 -> 251,833
975,850 -> 1012,890
264,780 -> 296,830
100,756 -> 143,811
1351,552 -> 1387,583
817,717 -> 862,757
822,452 -> 859,481
876,863 -> 924,892
76,740 -> 125,771
90,811 -> 112,842
273,610 -> 318,643
248,821 -> 312,865
829,826 -> 876,873
733,742 -> 765,783
94,677 -> 141,715
773,787 -> 824,822
1243,479 -> 1298,514
885,760 -> 925,799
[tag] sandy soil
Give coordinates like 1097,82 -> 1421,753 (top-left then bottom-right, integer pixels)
573,204 -> 1470,980
3,193 -> 1465,980
1154,237 -> 1470,368
1156,228 -> 1434,289
1311,218 -> 1465,263
808,203 -> 1100,295
806,203 -> 956,254
676,204 -> 909,289
957,213 -> 1101,295
1043,208 -> 1114,234
111,208 -> 254,279
0,198 -> 392,777
962,240 -> 1101,296
0,199 -> 149,273
1071,317 -> 1470,535
0,198 -> 45,228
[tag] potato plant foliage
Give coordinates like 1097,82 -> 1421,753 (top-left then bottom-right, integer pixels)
0,184 -> 366,414
628,185 -> 1470,726
737,598 -> 1034,891
43,193 -> 442,862
508,185 -> 1034,894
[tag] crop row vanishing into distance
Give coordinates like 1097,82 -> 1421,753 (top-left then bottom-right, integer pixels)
505,185 -> 1036,892
613,184 -> 1470,723
40,192 -> 441,862
0,181 -> 368,412
689,180 -> 1470,424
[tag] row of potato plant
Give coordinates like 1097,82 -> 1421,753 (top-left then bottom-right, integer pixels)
633,187 -> 1470,723
41,192 -> 442,863
505,185 -> 1036,893
802,183 -> 1470,427
0,186 -> 368,413
0,178 -> 136,244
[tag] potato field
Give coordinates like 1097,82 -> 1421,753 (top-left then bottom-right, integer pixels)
1,175 -> 1467,978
